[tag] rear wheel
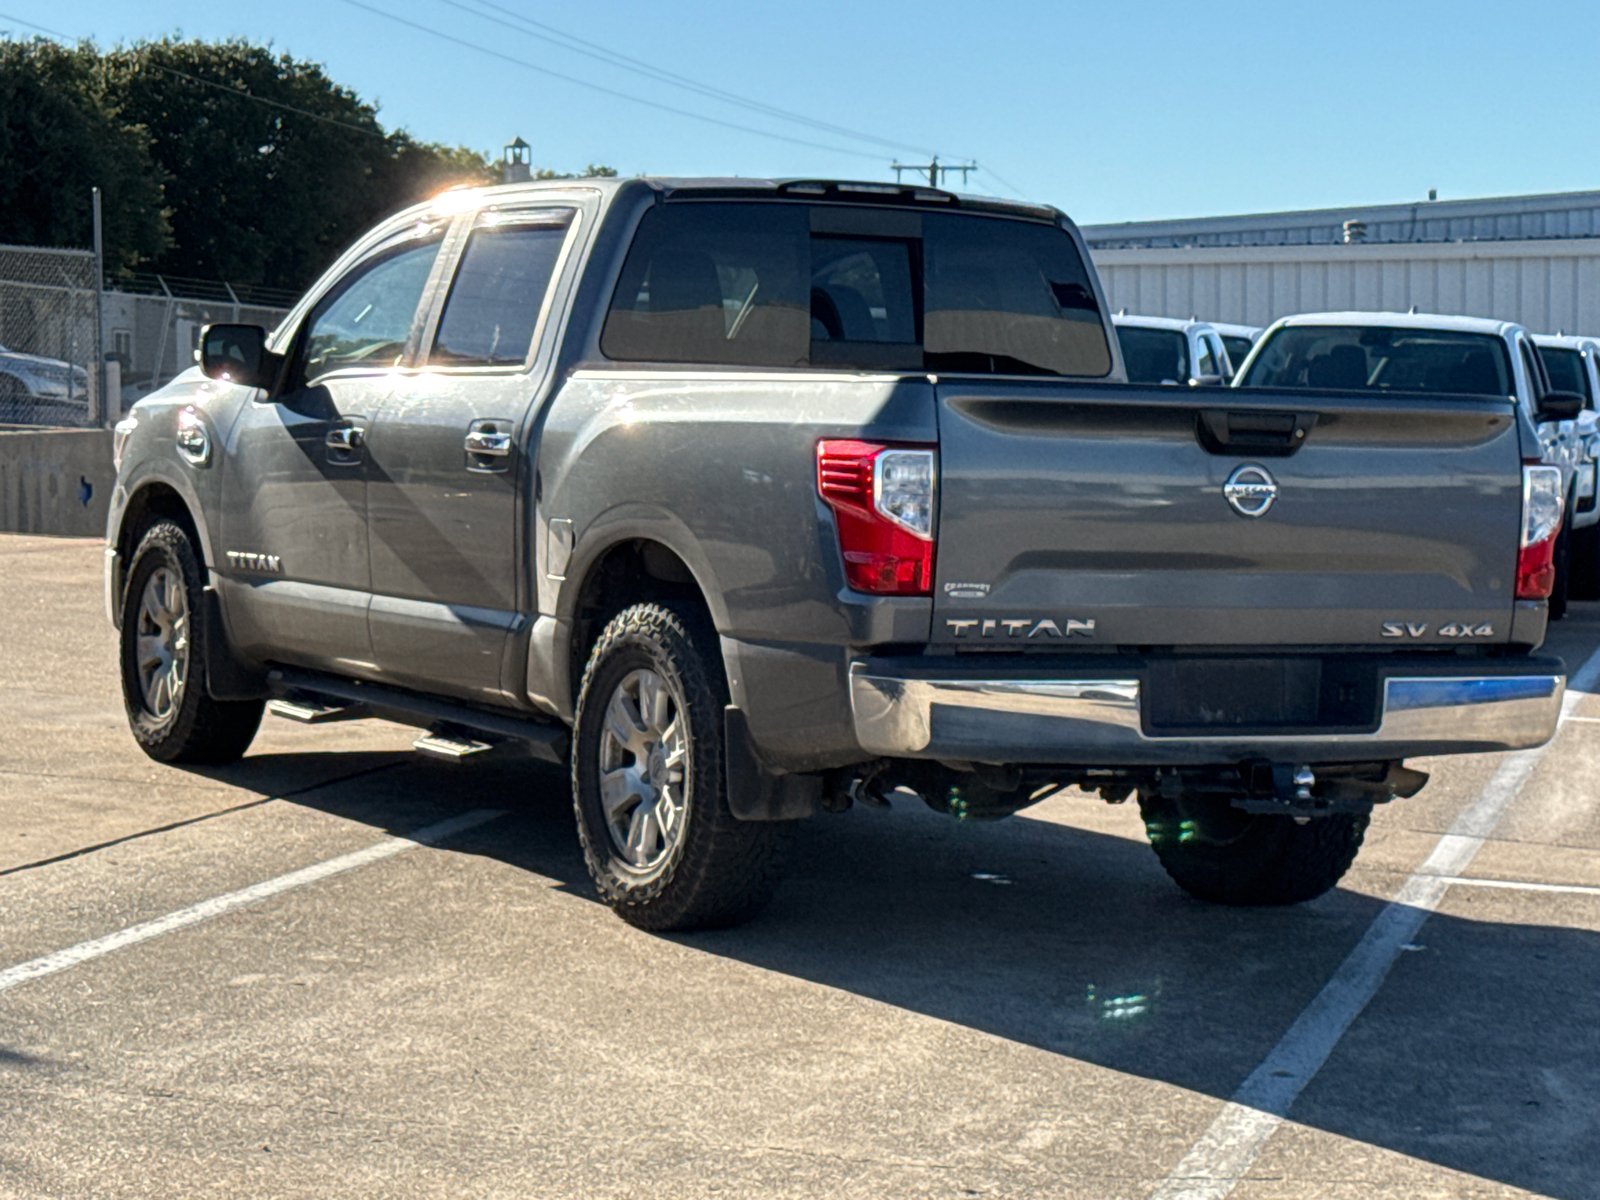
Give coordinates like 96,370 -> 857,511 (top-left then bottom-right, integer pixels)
1138,790 -> 1368,905
1550,510 -> 1574,621
120,520 -> 263,764
572,602 -> 788,931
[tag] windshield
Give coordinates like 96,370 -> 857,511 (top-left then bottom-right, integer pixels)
602,202 -> 1112,377
1540,346 -> 1592,404
1117,326 -> 1189,384
1240,325 -> 1515,398
1222,336 -> 1254,372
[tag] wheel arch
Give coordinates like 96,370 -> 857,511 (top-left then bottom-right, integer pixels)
112,477 -> 211,625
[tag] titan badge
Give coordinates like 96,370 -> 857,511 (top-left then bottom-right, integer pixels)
226,551 -> 283,574
946,617 -> 1096,639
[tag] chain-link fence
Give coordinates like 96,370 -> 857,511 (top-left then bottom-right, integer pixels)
104,285 -> 291,411
1,242 -> 297,426
0,244 -> 98,427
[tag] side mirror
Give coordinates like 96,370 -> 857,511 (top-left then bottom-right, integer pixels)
1536,390 -> 1585,423
200,324 -> 280,390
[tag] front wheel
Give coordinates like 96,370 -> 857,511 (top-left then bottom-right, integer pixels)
572,602 -> 788,931
120,520 -> 264,764
1138,790 -> 1368,905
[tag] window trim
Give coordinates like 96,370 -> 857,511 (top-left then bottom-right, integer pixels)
422,206 -> 583,376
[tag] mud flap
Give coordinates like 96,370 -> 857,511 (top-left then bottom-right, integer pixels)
724,705 -> 820,821
202,585 -> 269,701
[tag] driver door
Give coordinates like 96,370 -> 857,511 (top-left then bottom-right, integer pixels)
218,228 -> 447,674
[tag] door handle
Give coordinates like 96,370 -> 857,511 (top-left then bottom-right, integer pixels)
325,425 -> 364,452
464,430 -> 511,457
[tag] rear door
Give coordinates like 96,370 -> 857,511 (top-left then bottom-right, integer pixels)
363,204 -> 579,703
931,381 -> 1524,648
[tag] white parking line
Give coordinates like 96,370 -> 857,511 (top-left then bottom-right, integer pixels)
1430,875 -> 1600,898
0,809 -> 504,995
1147,646 -> 1600,1200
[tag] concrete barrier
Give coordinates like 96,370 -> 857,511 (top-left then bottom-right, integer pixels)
0,428 -> 113,537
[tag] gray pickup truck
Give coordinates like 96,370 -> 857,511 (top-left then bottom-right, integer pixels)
106,177 -> 1568,930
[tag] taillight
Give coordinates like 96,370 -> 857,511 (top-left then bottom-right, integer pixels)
817,440 -> 936,595
1517,464 -> 1564,600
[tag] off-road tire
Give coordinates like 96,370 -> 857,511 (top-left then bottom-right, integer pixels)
1570,522 -> 1600,602
120,520 -> 264,764
1550,510 -> 1574,621
572,602 -> 787,931
1138,790 -> 1368,906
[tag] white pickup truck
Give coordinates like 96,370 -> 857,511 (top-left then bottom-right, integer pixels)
1239,312 -> 1591,616
1533,333 -> 1600,599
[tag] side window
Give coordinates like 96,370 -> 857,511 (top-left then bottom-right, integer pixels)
601,202 -> 809,367
1194,333 -> 1216,378
300,238 -> 443,386
431,211 -> 574,367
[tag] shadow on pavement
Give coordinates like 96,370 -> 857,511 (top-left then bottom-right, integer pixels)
209,749 -> 1600,1200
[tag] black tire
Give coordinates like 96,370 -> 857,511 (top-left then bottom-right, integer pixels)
572,602 -> 787,931
1569,521 -> 1600,603
120,520 -> 264,764
1549,510 -> 1574,621
1138,790 -> 1368,906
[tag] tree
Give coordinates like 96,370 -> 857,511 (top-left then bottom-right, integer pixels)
100,38 -> 498,289
0,38 -> 168,273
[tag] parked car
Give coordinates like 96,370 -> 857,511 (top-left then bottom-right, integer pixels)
107,179 -> 1565,930
1112,313 -> 1231,385
0,342 -> 89,424
1534,333 -> 1600,599
1238,311 -> 1589,617
1210,322 -> 1264,378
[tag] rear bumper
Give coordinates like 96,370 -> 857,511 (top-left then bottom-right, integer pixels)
849,655 -> 1565,765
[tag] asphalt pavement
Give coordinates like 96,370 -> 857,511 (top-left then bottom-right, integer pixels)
3,534 -> 1599,1199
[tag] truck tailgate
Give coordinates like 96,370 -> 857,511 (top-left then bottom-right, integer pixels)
932,381 -> 1524,648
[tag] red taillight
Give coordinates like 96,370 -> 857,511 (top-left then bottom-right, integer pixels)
1517,464 -> 1565,600
817,439 -> 936,595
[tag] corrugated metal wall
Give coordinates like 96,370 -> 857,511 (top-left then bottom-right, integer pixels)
1090,240 -> 1600,337
1082,190 -> 1600,249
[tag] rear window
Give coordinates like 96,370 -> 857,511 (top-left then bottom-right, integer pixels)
600,201 -> 1110,376
1239,325 -> 1515,398
1117,326 -> 1189,384
1540,346 -> 1593,404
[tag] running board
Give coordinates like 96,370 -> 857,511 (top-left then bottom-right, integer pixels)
413,729 -> 498,762
267,697 -> 371,724
265,668 -> 569,765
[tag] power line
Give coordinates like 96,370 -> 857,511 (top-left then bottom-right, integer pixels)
0,11 -> 388,139
334,0 -> 889,163
433,0 -> 934,157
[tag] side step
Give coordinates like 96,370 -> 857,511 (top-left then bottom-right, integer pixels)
267,697 -> 371,725
265,668 -> 569,765
413,728 -> 498,762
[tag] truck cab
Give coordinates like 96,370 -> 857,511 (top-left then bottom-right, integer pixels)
1112,313 -> 1232,386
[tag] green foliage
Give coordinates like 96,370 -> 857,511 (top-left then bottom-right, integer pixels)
0,35 -> 613,290
0,38 -> 168,273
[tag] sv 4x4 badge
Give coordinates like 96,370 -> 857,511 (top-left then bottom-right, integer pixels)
1382,621 -> 1494,638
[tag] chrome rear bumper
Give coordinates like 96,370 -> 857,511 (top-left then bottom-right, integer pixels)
849,662 -> 1564,764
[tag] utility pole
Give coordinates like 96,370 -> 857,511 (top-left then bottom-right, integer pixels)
91,186 -> 105,427
890,155 -> 976,189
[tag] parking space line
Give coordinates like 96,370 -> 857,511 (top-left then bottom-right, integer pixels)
1147,644 -> 1600,1200
0,808 -> 504,995
1427,875 -> 1600,897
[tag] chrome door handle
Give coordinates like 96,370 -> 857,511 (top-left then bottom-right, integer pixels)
325,426 -> 364,451
464,430 -> 511,457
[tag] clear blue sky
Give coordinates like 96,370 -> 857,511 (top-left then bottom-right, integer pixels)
5,0 -> 1596,226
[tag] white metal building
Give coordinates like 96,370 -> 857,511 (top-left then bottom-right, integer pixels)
1082,189 -> 1600,337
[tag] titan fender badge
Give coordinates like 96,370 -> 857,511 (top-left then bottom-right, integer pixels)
1223,463 -> 1279,518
